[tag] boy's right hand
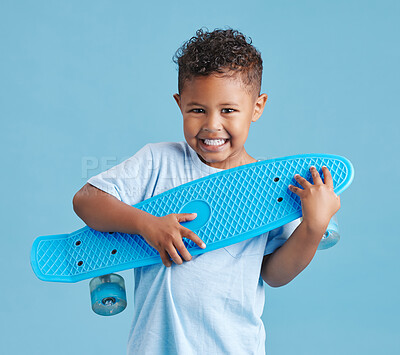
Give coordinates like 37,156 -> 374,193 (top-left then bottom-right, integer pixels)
139,213 -> 206,267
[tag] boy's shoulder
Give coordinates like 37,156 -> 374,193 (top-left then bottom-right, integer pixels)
144,141 -> 189,157
146,140 -> 187,150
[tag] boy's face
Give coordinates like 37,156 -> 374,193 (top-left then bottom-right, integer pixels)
173,73 -> 268,169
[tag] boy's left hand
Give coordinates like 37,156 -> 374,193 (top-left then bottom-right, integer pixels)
288,166 -> 340,234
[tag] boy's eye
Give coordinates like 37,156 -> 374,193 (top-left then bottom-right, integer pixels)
191,108 -> 236,113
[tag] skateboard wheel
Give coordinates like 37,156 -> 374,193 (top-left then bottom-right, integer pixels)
89,274 -> 127,316
318,214 -> 340,250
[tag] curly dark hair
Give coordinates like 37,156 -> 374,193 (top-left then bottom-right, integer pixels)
172,27 -> 263,98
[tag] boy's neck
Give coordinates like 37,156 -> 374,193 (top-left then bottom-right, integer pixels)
196,150 -> 258,170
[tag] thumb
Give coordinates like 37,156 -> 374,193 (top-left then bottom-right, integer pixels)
176,213 -> 197,222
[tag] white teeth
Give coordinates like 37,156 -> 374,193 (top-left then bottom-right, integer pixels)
203,139 -> 226,146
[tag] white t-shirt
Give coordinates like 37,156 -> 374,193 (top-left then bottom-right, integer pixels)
87,141 -> 301,355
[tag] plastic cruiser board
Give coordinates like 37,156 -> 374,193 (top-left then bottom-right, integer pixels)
31,154 -> 354,283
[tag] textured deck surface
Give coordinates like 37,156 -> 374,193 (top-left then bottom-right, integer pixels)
31,154 -> 354,282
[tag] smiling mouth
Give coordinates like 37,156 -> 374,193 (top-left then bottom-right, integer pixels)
200,138 -> 228,146
199,138 -> 229,151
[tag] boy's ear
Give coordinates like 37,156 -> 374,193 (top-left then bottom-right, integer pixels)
252,93 -> 268,122
173,93 -> 181,110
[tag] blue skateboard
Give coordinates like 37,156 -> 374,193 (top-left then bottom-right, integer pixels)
31,153 -> 354,315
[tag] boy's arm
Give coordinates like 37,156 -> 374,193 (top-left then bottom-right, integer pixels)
73,183 -> 206,267
73,183 -> 152,235
261,166 -> 341,287
261,220 -> 327,287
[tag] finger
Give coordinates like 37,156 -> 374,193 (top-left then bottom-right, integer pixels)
175,213 -> 197,222
288,184 -> 303,196
159,250 -> 173,267
310,166 -> 323,185
321,166 -> 334,189
294,174 -> 312,188
183,229 -> 207,249
174,240 -> 192,262
166,246 -> 183,265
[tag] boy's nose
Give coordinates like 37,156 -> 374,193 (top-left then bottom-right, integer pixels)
203,128 -> 222,132
202,114 -> 223,132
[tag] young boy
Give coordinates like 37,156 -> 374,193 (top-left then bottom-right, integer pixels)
73,28 -> 340,354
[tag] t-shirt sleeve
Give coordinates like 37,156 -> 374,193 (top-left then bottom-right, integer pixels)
86,143 -> 154,205
263,217 -> 302,255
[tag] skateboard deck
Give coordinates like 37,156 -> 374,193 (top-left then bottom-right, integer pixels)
31,153 -> 354,283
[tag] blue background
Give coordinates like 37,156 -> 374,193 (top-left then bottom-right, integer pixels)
1,0 -> 399,354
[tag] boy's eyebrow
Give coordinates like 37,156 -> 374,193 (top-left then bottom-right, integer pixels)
187,101 -> 240,107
